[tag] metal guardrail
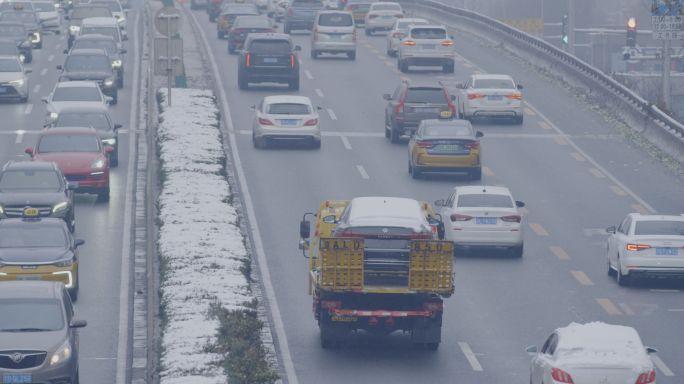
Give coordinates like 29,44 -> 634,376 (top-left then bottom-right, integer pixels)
404,0 -> 684,142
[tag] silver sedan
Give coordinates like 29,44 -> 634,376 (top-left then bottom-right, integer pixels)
0,55 -> 30,102
251,95 -> 321,149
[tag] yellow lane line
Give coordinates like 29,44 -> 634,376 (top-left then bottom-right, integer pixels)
538,121 -> 552,130
571,270 -> 594,286
570,152 -> 586,162
482,166 -> 495,177
549,246 -> 571,260
632,204 -> 649,214
618,303 -> 636,316
529,223 -> 549,236
610,185 -> 627,196
518,206 -> 529,215
554,137 -> 568,145
596,298 -> 623,315
524,107 -> 536,116
589,168 -> 605,178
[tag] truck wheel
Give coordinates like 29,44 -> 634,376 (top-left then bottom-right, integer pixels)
311,49 -> 318,59
319,322 -> 341,349
288,78 -> 299,91
347,51 -> 356,60
411,166 -> 421,179
513,115 -> 524,125
426,342 -> 439,351
469,168 -> 482,180
400,60 -> 409,73
97,187 -> 110,203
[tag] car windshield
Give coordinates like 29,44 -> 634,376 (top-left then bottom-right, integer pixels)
250,40 -> 291,54
55,112 -> 111,130
405,88 -> 446,104
422,125 -> 471,137
52,86 -> 102,102
372,4 -> 400,11
0,57 -> 21,72
33,3 -> 56,11
267,103 -> 310,115
473,78 -> 516,89
71,7 -> 112,18
0,25 -> 26,36
0,12 -> 38,24
0,299 -> 64,332
410,28 -> 446,39
457,194 -> 514,208
0,226 -> 67,248
65,54 -> 111,71
634,221 -> 684,236
81,26 -> 119,41
0,170 -> 62,192
73,39 -> 117,54
319,13 -> 353,27
349,4 -> 370,12
37,134 -> 100,153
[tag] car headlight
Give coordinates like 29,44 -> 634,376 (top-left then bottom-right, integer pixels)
52,201 -> 68,213
101,138 -> 116,145
69,25 -> 80,33
52,270 -> 73,287
19,53 -> 26,63
104,78 -> 114,87
9,79 -> 24,87
50,112 -> 59,120
50,339 -> 72,366
111,59 -> 122,68
0,205 -> 4,215
31,33 -> 41,43
91,159 -> 105,169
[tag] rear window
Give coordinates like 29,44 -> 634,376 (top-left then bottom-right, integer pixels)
422,125 -> 471,137
410,27 -> 447,39
634,221 -> 684,236
249,39 -> 291,54
348,4 -> 370,12
81,26 -> 120,41
267,103 -> 311,115
473,78 -> 516,89
234,17 -> 271,28
319,13 -> 353,27
457,194 -> 513,208
71,7 -> 112,18
405,88 -> 447,104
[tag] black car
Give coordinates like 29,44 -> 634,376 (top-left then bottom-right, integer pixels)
0,38 -> 23,62
67,34 -> 126,88
238,33 -> 301,90
0,161 -> 76,232
65,4 -> 112,48
48,105 -> 122,166
0,11 -> 42,49
0,22 -> 32,63
383,80 -> 457,143
57,48 -> 118,103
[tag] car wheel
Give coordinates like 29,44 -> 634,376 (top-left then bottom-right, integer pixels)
616,258 -> 631,286
20,95 -> 28,103
111,150 -> 119,167
117,75 -> 124,88
69,287 -> 78,302
288,78 -> 300,91
228,43 -> 235,54
411,166 -> 421,179
514,115 -> 524,125
74,369 -> 79,384
284,24 -> 291,34
509,245 -> 524,258
238,75 -> 248,90
97,188 -> 110,203
24,54 -> 32,63
400,60 -> 409,73
111,92 -> 118,105
390,123 -> 401,144
470,168 -> 482,180
311,49 -> 318,59
347,51 -> 356,60
311,139 -> 321,149
217,30 -> 223,39
607,259 -> 616,276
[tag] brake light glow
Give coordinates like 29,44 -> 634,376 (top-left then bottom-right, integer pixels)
450,214 -> 472,222
395,90 -> 406,113
551,368 -> 574,383
468,93 -> 485,100
303,118 -> 318,126
626,243 -> 651,251
401,40 -> 416,45
506,93 -> 523,100
258,117 -> 273,126
423,302 -> 443,312
463,141 -> 479,150
635,369 -> 656,384
287,7 -> 293,16
245,53 -> 251,67
416,141 -> 434,148
321,300 -> 341,310
291,54 -> 295,68
500,215 -> 521,223
441,40 -> 454,46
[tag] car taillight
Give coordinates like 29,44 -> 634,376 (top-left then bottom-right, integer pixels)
245,53 -> 251,67
468,93 -> 485,100
291,53 -> 295,68
506,93 -> 523,100
423,302 -> 443,312
303,118 -> 318,126
441,40 -> 454,46
401,40 -> 416,45
395,95 -> 405,113
626,243 -> 651,251
445,91 -> 456,116
287,7 -> 293,16
500,215 -> 521,223
416,140 -> 434,148
450,214 -> 472,222
635,370 -> 656,384
231,28 -> 245,35
463,141 -> 479,150
258,117 -> 273,125
551,368 -> 574,383
320,300 -> 341,310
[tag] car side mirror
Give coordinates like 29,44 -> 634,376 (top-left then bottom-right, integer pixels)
74,239 -> 85,247
121,49 -> 127,54
41,96 -> 48,103
69,319 -> 87,328
525,345 -> 538,355
605,226 -> 616,234
295,45 -> 301,51
105,96 -> 113,104
24,147 -> 33,156
322,215 -> 337,224
56,65 -> 63,70
383,93 -> 391,100
316,106 -> 322,111
114,124 -> 122,130
515,201 -> 525,208
122,32 -> 128,41
63,49 -> 68,54
67,181 -> 78,190
24,68 -> 32,74
475,131 -> 484,138
434,199 -> 445,207
517,84 -> 523,90
645,346 -> 657,354
299,220 -> 311,239
105,146 -> 114,153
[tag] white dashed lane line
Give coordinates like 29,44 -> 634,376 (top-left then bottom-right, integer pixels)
32,84 -> 40,93
315,88 -> 324,97
651,355 -> 675,377
304,69 -> 313,79
327,108 -> 337,121
458,342 -> 483,372
40,68 -> 48,76
47,54 -> 54,62
24,104 -> 32,115
356,165 -> 369,179
15,130 -> 24,144
340,136 -> 352,150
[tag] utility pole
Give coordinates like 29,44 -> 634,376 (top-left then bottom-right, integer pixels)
662,39 -> 672,110
567,0 -> 575,54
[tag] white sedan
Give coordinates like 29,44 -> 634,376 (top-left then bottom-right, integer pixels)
606,213 -> 684,286
251,95 -> 321,149
435,185 -> 525,257
527,322 -> 657,384
364,2 -> 404,35
385,17 -> 428,57
456,74 -> 524,124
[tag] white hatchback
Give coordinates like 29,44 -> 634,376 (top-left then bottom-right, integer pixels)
435,185 -> 525,257
364,2 -> 403,35
456,74 -> 524,124
527,322 -> 657,384
606,213 -> 684,286
251,95 -> 321,149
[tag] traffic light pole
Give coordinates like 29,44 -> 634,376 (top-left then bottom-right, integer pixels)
567,0 -> 575,54
662,39 -> 672,110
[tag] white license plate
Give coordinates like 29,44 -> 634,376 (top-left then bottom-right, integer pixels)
475,217 -> 497,225
263,57 -> 278,63
279,119 -> 299,126
422,44 -> 436,49
415,107 -> 440,113
656,247 -> 678,256
381,15 -> 393,19
488,95 -> 503,101
16,276 -> 41,281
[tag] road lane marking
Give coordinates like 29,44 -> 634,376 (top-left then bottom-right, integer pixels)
340,136 -> 352,150
538,121 -> 552,130
610,185 -> 627,196
524,107 -> 536,116
549,246 -> 571,260
651,355 -> 675,376
570,152 -> 586,161
327,108 -> 337,120
356,165 -> 369,179
32,84 -> 40,93
553,136 -> 568,145
651,289 -> 680,293
24,104 -> 32,115
668,308 -> 684,312
481,166 -> 494,176
458,342 -> 483,371
15,130 -> 25,144
315,88 -> 324,97
571,270 -> 594,285
589,168 -> 605,178
529,223 -> 549,236
385,61 -> 394,67
40,68 -> 47,76
632,204 -> 649,214
518,206 -> 528,214
596,298 -> 623,315
48,54 -> 54,62
304,69 -> 313,79
618,303 -> 635,316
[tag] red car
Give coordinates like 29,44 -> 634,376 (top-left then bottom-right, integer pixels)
25,127 -> 112,202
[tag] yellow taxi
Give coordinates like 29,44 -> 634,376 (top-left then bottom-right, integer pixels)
408,118 -> 484,180
0,217 -> 83,300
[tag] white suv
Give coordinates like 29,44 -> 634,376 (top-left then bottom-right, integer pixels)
364,2 -> 403,36
397,25 -> 454,73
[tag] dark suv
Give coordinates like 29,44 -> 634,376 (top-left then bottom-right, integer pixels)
57,48 -> 118,104
0,161 -> 76,232
238,33 -> 301,90
383,80 -> 457,143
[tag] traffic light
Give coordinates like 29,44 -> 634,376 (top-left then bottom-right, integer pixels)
561,14 -> 569,47
626,17 -> 637,48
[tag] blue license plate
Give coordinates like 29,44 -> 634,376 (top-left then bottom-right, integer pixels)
488,95 -> 503,101
430,144 -> 468,154
656,247 -> 678,256
263,57 -> 278,63
475,217 -> 497,225
3,374 -> 32,383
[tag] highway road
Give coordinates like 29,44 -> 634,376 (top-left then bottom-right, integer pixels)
189,5 -> 684,384
0,3 -> 142,382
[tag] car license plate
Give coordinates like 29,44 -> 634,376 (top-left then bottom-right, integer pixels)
488,95 -> 503,101
3,374 -> 32,384
656,247 -> 678,256
415,107 -> 439,113
23,207 -> 39,217
278,119 -> 298,126
331,316 -> 357,322
433,144 -> 467,154
16,276 -> 41,281
440,110 -> 452,118
475,217 -> 497,225
382,15 -> 393,19
422,44 -> 436,49
263,57 -> 278,63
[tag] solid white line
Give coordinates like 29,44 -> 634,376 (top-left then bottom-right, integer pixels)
356,165 -> 369,179
667,308 -> 684,312
32,84 -> 40,93
340,135 -> 352,150
304,69 -> 313,79
40,68 -> 47,76
115,9 -> 140,384
651,355 -> 675,376
47,54 -> 54,62
327,108 -> 337,120
650,289 -> 680,293
188,9 -> 299,384
24,104 -> 32,115
15,130 -> 24,144
458,342 -> 484,371
315,88 -> 324,98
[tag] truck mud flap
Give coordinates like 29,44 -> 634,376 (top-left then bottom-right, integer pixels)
411,318 -> 441,345
320,321 -> 348,349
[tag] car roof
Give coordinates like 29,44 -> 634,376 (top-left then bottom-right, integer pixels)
347,197 -> 428,229
629,213 -> 684,222
81,16 -> 118,25
472,74 -> 514,80
68,48 -> 108,55
2,160 -> 58,171
454,185 -> 512,195
40,127 -> 98,135
55,80 -> 100,88
55,104 -> 109,113
263,95 -> 312,105
0,281 -> 63,300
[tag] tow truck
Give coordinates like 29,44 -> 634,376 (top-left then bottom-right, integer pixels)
299,196 -> 454,349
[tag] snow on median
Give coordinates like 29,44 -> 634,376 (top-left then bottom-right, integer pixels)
156,88 -> 253,383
